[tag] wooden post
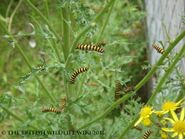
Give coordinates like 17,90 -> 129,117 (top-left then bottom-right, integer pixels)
145,0 -> 185,70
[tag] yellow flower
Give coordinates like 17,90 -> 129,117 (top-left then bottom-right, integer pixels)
162,108 -> 185,139
134,106 -> 153,126
154,110 -> 166,117
160,130 -> 168,139
162,99 -> 183,113
142,118 -> 152,126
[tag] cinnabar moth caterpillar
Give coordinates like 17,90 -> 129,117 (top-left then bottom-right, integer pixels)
70,67 -> 88,84
114,80 -> 124,110
152,44 -> 164,54
42,108 -> 61,113
142,130 -> 152,139
115,81 -> 133,100
76,44 -> 104,53
115,80 -> 123,100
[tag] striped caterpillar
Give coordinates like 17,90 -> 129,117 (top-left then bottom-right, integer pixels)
152,44 -> 164,54
115,80 -> 123,100
115,81 -> 133,100
42,107 -> 61,113
115,81 -> 134,111
76,44 -> 104,53
70,67 -> 88,84
114,81 -> 124,110
141,130 -> 152,139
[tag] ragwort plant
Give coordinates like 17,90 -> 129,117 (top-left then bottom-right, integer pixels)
0,0 -> 185,139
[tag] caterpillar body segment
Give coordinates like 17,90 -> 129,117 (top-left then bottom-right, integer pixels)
141,130 -> 152,139
152,44 -> 164,54
76,44 -> 104,53
42,107 -> 61,113
70,67 -> 88,84
115,80 -> 123,100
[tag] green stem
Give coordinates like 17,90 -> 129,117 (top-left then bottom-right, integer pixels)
24,0 -> 62,62
8,0 -> 23,32
65,0 -> 117,69
92,75 -> 110,90
97,0 -> 116,42
0,104 -> 23,122
31,15 -> 62,62
118,43 -> 185,139
94,0 -> 116,22
0,19 -> 8,32
147,43 -> 185,104
78,92 -> 134,130
16,42 -> 56,103
1,20 -> 56,104
6,0 -> 13,18
14,40 -> 56,103
51,39 -> 62,63
118,116 -> 138,139
60,6 -> 70,100
0,15 -> 7,23
65,24 -> 94,69
44,0 -> 49,19
14,41 -> 32,70
0,104 -> 37,129
134,30 -> 185,92
175,67 -> 185,100
62,6 -> 70,61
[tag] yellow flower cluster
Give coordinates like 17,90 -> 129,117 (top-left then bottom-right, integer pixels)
134,98 -> 185,139
134,106 -> 153,127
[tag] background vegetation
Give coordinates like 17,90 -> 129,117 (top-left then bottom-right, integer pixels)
0,0 -> 184,139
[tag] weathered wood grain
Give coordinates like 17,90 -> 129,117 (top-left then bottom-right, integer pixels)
145,0 -> 185,71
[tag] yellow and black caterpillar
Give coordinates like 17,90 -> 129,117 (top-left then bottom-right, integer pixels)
115,81 -> 133,100
42,107 -> 61,113
76,44 -> 104,53
141,130 -> 152,139
70,67 -> 88,84
115,81 -> 134,111
152,44 -> 164,54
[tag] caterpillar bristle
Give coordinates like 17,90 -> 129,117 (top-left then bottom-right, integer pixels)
152,44 -> 164,54
76,44 -> 104,53
141,130 -> 152,139
70,67 -> 88,84
42,107 -> 61,113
